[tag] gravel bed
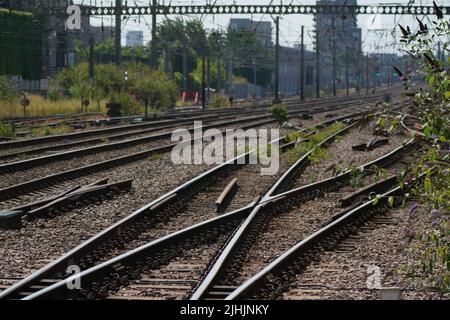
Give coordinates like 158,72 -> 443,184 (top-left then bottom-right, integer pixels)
0,122 -> 278,283
0,115 -> 248,163
0,157 -> 211,282
293,122 -> 409,188
224,137 -> 416,287
281,203 -> 449,300
0,120 -> 275,189
0,106 -> 388,288
111,233 -> 232,300
228,189 -> 350,286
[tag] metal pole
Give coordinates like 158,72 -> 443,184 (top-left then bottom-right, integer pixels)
300,25 -> 305,100
253,58 -> 257,97
345,46 -> 349,95
356,54 -> 360,94
202,54 -> 206,110
217,52 -> 222,93
274,16 -> 280,103
115,0 -> 122,65
373,56 -> 377,93
332,17 -> 336,97
151,0 -> 158,68
89,36 -> 95,81
182,45 -> 188,92
207,56 -> 211,100
315,23 -> 320,98
438,42 -> 442,62
365,53 -> 369,94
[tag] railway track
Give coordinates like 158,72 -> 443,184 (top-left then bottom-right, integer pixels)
0,101 -> 409,300
190,138 -> 417,300
3,87 -> 397,134
0,117 -> 281,203
0,95 -> 410,299
0,94 -> 390,172
9,117 -> 417,300
0,114 -> 244,163
0,95 -> 390,205
0,89 -> 397,151
0,116 -> 282,174
0,110 -> 365,299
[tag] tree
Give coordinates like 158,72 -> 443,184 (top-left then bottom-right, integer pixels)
156,18 -> 209,91
51,62 -> 179,115
0,76 -> 18,103
208,30 -> 227,91
225,27 -> 273,86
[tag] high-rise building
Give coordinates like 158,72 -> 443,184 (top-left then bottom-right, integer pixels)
315,0 -> 362,56
314,0 -> 362,86
229,18 -> 272,48
126,31 -> 144,47
0,0 -> 37,10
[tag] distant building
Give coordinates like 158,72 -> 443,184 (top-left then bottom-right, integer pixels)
279,46 -> 316,96
78,6 -> 115,45
0,0 -> 37,10
229,18 -> 272,48
126,31 -> 144,47
314,0 -> 362,87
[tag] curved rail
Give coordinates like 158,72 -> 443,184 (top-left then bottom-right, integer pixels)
226,185 -> 407,300
190,138 -> 416,300
0,111 -> 365,300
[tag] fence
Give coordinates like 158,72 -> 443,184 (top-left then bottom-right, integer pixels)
10,78 -> 49,93
232,83 -> 266,100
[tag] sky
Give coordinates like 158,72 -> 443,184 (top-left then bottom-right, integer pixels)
72,0 -> 444,55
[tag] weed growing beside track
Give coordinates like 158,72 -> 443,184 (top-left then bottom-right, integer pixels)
285,122 -> 347,164
389,10 -> 449,293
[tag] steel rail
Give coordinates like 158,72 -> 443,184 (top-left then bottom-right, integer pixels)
21,204 -> 256,300
0,111 -> 365,299
0,118 -> 279,202
263,115 -> 360,200
0,121 -> 299,299
0,108 -> 270,150
190,138 -> 416,300
226,185 -> 408,300
0,98 -> 380,201
2,90 -> 357,124
264,101 -> 412,200
0,115 -> 280,173
400,113 -> 424,137
0,114 -> 243,161
0,96 -> 379,171
0,89 -> 395,150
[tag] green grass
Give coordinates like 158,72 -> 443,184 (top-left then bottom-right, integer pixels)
31,124 -> 73,137
0,123 -> 15,138
148,153 -> 166,161
349,171 -> 365,188
309,147 -> 330,164
285,130 -> 309,143
0,94 -> 108,118
285,122 -> 347,164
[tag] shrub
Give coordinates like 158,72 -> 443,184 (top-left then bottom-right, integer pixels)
269,104 -> 288,125
209,94 -> 230,109
0,76 -> 18,103
0,122 -> 14,138
50,62 -> 180,116
109,92 -> 142,116
47,89 -> 63,102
